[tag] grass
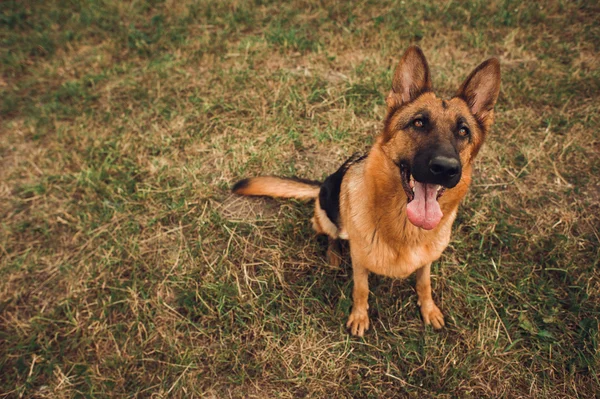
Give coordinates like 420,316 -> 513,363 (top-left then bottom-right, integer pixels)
1,0 -> 599,397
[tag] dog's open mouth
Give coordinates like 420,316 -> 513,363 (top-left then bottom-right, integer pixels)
400,165 -> 446,230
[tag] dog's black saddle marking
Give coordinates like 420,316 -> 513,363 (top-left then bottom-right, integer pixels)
319,153 -> 366,227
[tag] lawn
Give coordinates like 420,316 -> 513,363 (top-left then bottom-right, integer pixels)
1,0 -> 599,397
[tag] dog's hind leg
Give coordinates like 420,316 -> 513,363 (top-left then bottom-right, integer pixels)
327,238 -> 343,267
311,197 -> 339,237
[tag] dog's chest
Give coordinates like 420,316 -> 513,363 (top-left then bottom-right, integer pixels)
374,238 -> 447,278
402,240 -> 446,272
366,216 -> 454,278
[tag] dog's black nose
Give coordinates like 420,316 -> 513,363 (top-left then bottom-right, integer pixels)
412,150 -> 462,188
429,156 -> 460,179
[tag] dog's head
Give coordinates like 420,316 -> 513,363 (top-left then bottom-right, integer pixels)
381,46 -> 501,230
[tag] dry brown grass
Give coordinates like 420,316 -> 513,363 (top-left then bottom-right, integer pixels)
1,0 -> 599,397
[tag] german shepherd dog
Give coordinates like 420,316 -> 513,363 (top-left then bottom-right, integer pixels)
233,46 -> 501,336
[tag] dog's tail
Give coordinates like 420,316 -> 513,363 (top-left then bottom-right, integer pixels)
232,177 -> 321,200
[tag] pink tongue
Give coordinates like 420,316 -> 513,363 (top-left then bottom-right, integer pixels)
406,182 -> 443,230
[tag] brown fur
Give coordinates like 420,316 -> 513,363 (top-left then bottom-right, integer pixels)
233,46 -> 501,336
233,176 -> 320,200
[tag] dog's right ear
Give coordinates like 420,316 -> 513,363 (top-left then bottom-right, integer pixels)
387,46 -> 432,109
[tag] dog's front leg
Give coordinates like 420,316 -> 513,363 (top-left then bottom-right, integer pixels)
346,254 -> 370,337
415,263 -> 445,329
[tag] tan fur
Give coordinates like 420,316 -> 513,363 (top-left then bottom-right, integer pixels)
233,176 -> 319,200
233,46 -> 501,336
340,140 -> 459,335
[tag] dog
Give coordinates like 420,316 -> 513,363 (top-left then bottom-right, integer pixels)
232,46 -> 500,336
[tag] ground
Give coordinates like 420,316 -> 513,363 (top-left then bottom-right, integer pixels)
1,0 -> 599,397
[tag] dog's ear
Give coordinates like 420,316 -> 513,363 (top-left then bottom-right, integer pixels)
456,58 -> 501,129
387,46 -> 432,108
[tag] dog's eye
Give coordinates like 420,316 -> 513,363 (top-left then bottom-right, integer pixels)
458,126 -> 470,137
413,119 -> 424,128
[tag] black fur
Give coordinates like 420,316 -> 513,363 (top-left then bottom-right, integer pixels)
319,153 -> 366,227
383,91 -> 432,139
452,94 -> 487,134
232,178 -> 250,193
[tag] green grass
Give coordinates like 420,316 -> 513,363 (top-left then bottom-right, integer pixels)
1,0 -> 599,397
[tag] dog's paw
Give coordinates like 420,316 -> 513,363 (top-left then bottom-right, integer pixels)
420,302 -> 445,329
346,309 -> 369,337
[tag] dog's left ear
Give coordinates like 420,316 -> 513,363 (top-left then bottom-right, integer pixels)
456,58 -> 501,129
